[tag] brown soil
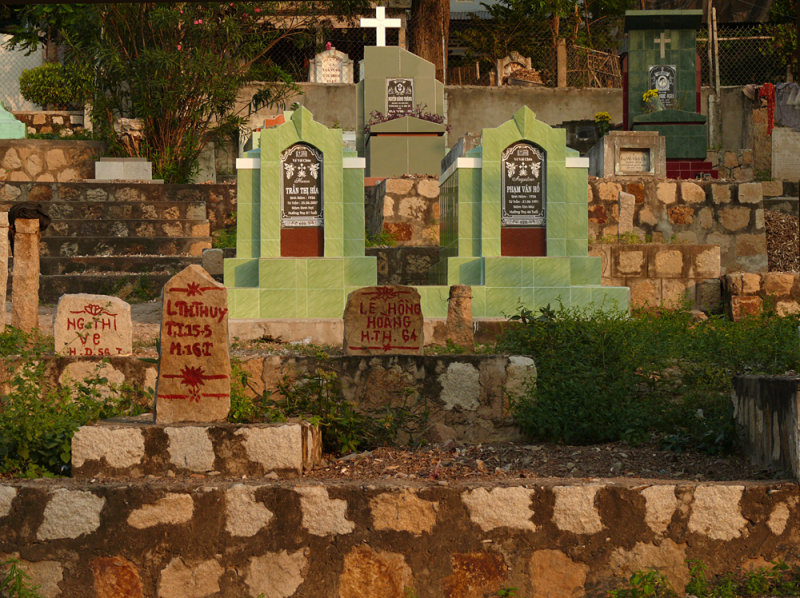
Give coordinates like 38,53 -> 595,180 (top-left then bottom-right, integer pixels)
306,440 -> 786,482
766,208 -> 800,271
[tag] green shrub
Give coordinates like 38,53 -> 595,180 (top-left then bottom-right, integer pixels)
18,63 -> 91,110
499,305 -> 800,453
0,328 -> 144,477
0,558 -> 42,598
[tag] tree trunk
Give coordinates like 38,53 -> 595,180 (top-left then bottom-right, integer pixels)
408,0 -> 449,83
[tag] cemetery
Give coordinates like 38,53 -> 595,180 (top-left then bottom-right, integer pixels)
2,2 -> 800,596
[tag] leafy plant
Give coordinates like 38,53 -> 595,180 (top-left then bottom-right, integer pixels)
365,229 -> 397,247
18,62 -> 91,110
0,328 -> 144,477
363,104 -> 450,134
609,570 -> 677,597
500,304 -> 800,453
0,558 -> 42,598
212,213 -> 237,249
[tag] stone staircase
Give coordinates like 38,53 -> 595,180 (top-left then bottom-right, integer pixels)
2,182 -> 223,303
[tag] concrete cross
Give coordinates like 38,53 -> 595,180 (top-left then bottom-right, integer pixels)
360,6 -> 401,47
654,31 -> 672,59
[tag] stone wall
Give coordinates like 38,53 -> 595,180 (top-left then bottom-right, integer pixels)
0,353 -> 535,444
733,375 -> 800,479
1,478 -> 798,597
707,148 -> 755,181
589,243 -> 721,311
587,178 -> 793,273
0,140 -> 105,183
0,181 -> 236,232
377,176 -> 440,246
12,111 -> 86,137
721,271 -> 800,320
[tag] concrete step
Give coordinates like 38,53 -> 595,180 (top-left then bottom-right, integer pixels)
6,200 -> 209,221
46,219 -> 210,238
39,235 -> 211,257
10,272 -> 177,303
764,196 -> 799,218
29,255 -> 203,276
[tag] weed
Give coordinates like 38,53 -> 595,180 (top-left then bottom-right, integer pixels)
496,587 -> 518,597
213,213 -> 237,249
610,570 -> 677,597
365,230 -> 397,247
0,328 -> 145,477
500,304 -> 800,453
0,558 -> 42,598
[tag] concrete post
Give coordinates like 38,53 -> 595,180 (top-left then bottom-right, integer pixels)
446,285 -> 474,351
557,39 -> 567,88
0,212 -> 7,330
11,219 -> 40,332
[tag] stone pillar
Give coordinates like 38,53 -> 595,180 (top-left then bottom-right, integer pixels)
0,213 -> 7,330
11,219 -> 40,332
446,285 -> 474,351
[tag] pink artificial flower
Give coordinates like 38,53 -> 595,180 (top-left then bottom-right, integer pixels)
325,41 -> 332,50
177,43 -> 182,50
254,7 -> 260,12
194,19 -> 203,24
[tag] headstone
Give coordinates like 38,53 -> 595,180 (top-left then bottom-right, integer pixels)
343,285 -> 423,355
496,51 -> 532,86
11,219 -> 39,332
446,285 -> 474,351
0,104 -> 25,139
53,294 -> 132,356
281,143 -> 323,228
0,212 -> 7,330
618,191 -> 635,234
772,128 -> 800,181
501,142 -> 546,228
154,265 -> 231,423
94,157 -> 153,181
588,130 -> 666,178
308,47 -> 354,84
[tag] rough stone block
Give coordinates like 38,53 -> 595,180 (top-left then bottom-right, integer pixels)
761,180 -> 783,197
653,249 -> 683,278
730,296 -> 763,321
720,207 -> 751,231
763,272 -> 796,297
680,181 -> 706,204
738,182 -> 763,205
656,182 -> 677,205
712,184 -> 731,205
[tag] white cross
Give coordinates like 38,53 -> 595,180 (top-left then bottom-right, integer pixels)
360,6 -> 401,47
654,31 -> 672,59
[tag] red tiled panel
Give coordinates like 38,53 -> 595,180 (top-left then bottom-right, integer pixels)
501,227 -> 546,257
281,227 -> 324,257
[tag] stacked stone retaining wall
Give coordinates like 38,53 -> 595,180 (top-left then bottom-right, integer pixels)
0,140 -> 105,183
0,478 -> 798,597
722,271 -> 800,320
12,111 -> 86,137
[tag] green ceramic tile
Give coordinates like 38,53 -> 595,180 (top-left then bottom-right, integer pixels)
296,260 -> 308,289
235,241 -> 253,260
324,167 -> 343,204
229,288 -> 259,319
566,204 -> 588,241
534,257 -> 570,287
567,238 -> 588,257
448,257 -> 483,285
307,259 -> 344,289
344,256 -> 377,286
471,286 -> 486,317
417,286 -> 448,318
520,260 -> 535,287
547,238 -> 566,257
592,286 -> 630,312
343,238 -> 364,257
570,256 -> 601,286
344,203 -> 363,236
485,257 -> 522,287
547,203 -> 566,239
486,287 -> 523,317
534,287 -> 568,310
259,259 -> 296,289
295,288 -> 308,318
261,238 -> 280,258
306,289 -> 345,318
570,286 -> 593,309
325,238 -> 344,257
259,289 -> 297,318
224,258 -> 258,287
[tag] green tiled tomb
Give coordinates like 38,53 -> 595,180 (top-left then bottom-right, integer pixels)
624,10 -> 707,159
224,107 -> 376,318
356,46 -> 446,177
433,106 -> 629,316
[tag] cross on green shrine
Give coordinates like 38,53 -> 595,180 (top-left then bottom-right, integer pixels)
654,31 -> 671,59
359,6 -> 400,47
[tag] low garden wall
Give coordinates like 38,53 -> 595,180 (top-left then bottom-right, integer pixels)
0,139 -> 105,183
588,178 -> 797,273
722,271 -> 800,320
0,181 -> 235,232
1,478 -> 798,597
12,110 -> 86,137
589,243 -> 721,311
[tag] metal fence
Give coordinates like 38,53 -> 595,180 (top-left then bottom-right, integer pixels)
699,23 -> 791,87
0,34 -> 42,110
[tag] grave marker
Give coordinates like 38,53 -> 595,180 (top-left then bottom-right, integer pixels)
343,285 -> 423,355
11,219 -> 40,332
308,47 -> 354,84
155,265 -> 230,423
53,294 -> 132,356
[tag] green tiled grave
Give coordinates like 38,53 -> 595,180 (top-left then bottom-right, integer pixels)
224,108 -> 377,318
436,106 -> 629,314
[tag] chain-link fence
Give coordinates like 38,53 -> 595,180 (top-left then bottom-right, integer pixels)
699,23 -> 792,87
0,34 -> 43,110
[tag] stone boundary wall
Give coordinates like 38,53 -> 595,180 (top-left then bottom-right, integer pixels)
587,178 -> 799,273
0,139 -> 105,183
0,478 -> 798,597
0,353 -> 535,444
0,181 -> 236,232
377,176 -> 440,246
721,271 -> 800,320
706,148 -> 755,181
589,243 -> 721,311
733,376 -> 800,479
12,111 -> 86,137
